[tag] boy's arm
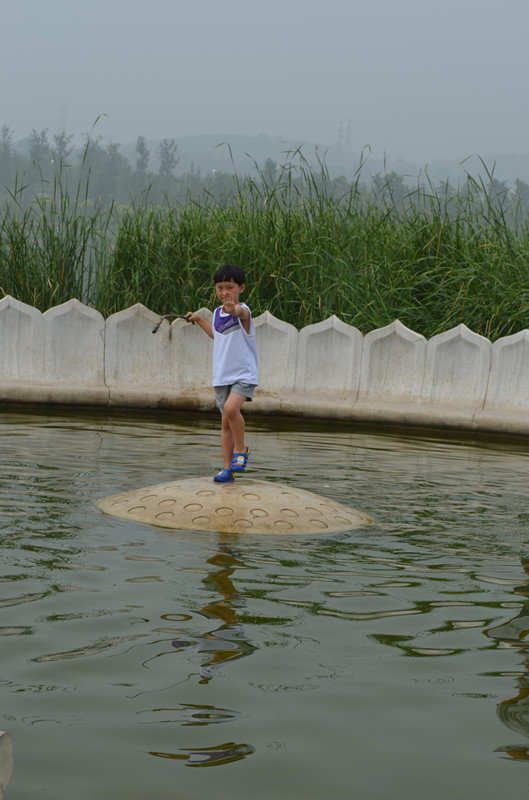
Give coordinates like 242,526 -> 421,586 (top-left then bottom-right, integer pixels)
223,301 -> 251,334
185,312 -> 213,339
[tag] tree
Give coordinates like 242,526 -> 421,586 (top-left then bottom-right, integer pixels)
372,171 -> 409,205
79,134 -> 106,178
135,135 -> 150,172
436,179 -> 455,199
262,158 -> 278,184
52,130 -> 74,163
0,125 -> 13,161
487,178 -> 509,199
514,179 -> 529,209
28,128 -> 50,164
158,138 -> 178,178
98,142 -> 131,204
0,125 -> 15,186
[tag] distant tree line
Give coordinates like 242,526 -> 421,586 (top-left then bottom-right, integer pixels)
2,125 -> 529,222
0,125 -> 206,206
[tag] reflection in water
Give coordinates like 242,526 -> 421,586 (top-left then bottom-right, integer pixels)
171,704 -> 241,726
137,704 -> 242,727
172,545 -> 256,684
495,744 -> 529,760
150,741 -> 255,767
485,556 -> 529,760
150,544 -> 257,767
6,409 -> 529,795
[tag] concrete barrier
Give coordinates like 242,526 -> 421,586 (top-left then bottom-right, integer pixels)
170,308 -> 213,391
0,296 -> 43,381
105,304 -> 172,387
473,330 -> 529,435
42,299 -> 105,384
3,295 -> 529,436
484,330 -> 529,412
295,315 -> 362,399
0,731 -> 13,798
254,311 -> 298,394
422,324 -> 491,409
358,320 -> 426,403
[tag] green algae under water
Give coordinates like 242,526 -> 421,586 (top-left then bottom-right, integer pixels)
1,407 -> 529,799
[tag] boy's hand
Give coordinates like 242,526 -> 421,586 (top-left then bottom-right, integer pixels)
185,311 -> 213,339
223,298 -> 239,317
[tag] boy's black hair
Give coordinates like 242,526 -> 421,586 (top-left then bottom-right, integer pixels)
213,263 -> 246,285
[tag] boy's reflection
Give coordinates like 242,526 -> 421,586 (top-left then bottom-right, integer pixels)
485,556 -> 529,760
171,544 -> 256,684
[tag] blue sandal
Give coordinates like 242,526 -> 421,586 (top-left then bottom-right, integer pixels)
230,446 -> 250,473
214,468 -> 235,483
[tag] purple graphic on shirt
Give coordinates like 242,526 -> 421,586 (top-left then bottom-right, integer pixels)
214,308 -> 240,335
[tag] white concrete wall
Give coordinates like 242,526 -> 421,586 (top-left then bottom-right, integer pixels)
42,299 -> 105,384
483,330 -> 529,412
170,308 -> 213,390
0,296 -> 43,381
105,304 -> 172,386
358,320 -> 426,403
422,324 -> 491,408
5,294 -> 529,435
254,311 -> 298,393
0,731 -> 13,798
295,315 -> 362,398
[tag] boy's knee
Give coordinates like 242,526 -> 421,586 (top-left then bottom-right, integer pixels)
224,404 -> 239,419
224,398 -> 245,418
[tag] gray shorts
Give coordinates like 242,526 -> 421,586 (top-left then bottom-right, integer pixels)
214,382 -> 256,414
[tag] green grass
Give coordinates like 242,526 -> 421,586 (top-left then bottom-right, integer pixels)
2,155 -> 529,339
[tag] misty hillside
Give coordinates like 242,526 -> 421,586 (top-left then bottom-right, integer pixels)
7,124 -> 529,187
120,135 -> 529,185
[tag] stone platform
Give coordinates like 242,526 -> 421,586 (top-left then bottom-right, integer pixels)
97,477 -> 373,535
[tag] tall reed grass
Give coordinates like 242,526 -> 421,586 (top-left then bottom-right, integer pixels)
2,154 -> 529,339
0,151 -> 113,310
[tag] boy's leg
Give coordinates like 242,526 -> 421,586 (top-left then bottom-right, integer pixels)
223,392 -> 247,454
220,412 -> 235,469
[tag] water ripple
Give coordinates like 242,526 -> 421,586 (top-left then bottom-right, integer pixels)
2,409 -> 529,797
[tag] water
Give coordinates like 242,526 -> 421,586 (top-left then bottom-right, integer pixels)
1,407 -> 529,799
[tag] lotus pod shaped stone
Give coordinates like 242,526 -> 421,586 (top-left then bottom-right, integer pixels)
97,477 -> 372,535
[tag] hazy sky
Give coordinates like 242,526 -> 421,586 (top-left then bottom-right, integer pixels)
2,0 -> 529,161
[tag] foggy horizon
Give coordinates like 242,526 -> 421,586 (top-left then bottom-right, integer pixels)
3,0 -> 529,163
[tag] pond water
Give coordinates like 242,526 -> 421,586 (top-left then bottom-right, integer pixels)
1,407 -> 529,799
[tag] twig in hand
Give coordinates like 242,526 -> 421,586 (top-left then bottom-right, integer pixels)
152,314 -> 190,334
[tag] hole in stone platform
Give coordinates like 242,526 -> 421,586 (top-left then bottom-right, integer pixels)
274,520 -> 293,530
184,503 -> 203,512
281,508 -> 299,517
250,508 -> 268,518
216,507 -> 234,517
156,512 -> 174,520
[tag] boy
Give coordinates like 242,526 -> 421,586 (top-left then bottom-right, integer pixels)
185,264 -> 258,483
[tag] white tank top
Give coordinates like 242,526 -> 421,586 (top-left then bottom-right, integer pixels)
212,303 -> 259,387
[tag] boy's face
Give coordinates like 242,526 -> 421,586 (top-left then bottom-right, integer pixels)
215,280 -> 244,308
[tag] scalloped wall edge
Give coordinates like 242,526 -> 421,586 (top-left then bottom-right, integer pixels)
1,297 -> 529,436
